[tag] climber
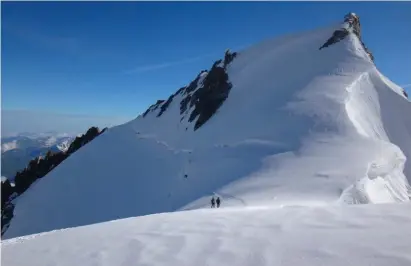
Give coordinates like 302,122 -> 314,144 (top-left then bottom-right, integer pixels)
211,197 -> 215,208
216,197 -> 221,208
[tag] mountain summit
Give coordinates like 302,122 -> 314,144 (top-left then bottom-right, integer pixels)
3,13 -> 410,239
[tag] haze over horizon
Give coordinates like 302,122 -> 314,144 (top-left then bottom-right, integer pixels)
1,109 -> 131,137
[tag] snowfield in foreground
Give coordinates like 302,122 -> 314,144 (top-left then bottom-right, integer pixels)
3,203 -> 411,266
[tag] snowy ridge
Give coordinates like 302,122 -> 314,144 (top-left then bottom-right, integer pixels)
1,134 -> 74,179
3,14 -> 411,240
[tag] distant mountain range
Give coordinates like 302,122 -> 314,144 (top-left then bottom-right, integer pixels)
1,133 -> 74,180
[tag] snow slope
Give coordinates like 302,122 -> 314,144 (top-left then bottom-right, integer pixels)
3,18 -> 411,239
3,203 -> 411,266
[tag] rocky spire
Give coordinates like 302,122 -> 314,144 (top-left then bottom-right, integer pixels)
320,13 -> 374,63
343,12 -> 374,62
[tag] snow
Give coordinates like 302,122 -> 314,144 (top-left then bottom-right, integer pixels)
56,139 -> 72,152
1,134 -> 74,154
3,203 -> 411,266
1,133 -> 74,179
1,140 -> 18,153
3,21 -> 411,242
43,136 -> 57,147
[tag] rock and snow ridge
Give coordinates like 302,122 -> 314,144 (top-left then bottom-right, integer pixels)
1,127 -> 105,236
2,13 -> 411,242
1,134 -> 74,180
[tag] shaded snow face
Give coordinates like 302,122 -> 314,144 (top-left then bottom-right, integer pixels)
3,19 -> 411,239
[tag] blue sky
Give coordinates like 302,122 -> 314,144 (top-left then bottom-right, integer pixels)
2,1 -> 411,125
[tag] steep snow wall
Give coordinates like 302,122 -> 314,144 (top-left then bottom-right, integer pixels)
3,16 -> 410,239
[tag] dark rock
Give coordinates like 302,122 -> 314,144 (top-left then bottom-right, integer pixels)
142,100 -> 165,117
157,95 -> 175,117
187,60 -> 233,130
319,13 -> 374,62
2,126 -> 104,235
179,73 -> 206,115
344,13 -> 361,37
180,94 -> 192,115
141,49 -> 237,130
224,49 -> 237,68
1,202 -> 14,235
1,179 -> 14,209
319,29 -> 349,50
157,87 -> 187,117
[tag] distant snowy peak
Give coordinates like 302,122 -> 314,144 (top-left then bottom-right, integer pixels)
56,139 -> 72,152
1,135 -> 74,153
39,136 -> 74,152
1,141 -> 18,153
140,13 -> 382,131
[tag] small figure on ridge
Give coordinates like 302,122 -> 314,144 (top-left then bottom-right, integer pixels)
216,197 -> 221,208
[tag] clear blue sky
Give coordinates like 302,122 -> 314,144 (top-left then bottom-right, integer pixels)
2,1 -> 410,119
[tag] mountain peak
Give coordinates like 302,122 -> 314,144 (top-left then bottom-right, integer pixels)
4,14 -> 410,239
318,12 -> 374,62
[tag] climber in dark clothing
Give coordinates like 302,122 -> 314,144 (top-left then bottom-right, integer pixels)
211,197 -> 215,208
216,197 -> 221,208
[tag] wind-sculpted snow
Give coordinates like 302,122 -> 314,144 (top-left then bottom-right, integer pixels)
3,203 -> 411,266
3,14 -> 411,239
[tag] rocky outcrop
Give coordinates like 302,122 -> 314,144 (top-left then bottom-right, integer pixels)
320,13 -> 374,62
1,201 -> 14,235
344,13 -> 374,62
180,50 -> 236,130
1,179 -> 14,209
143,49 -> 238,130
319,29 -> 349,50
142,100 -> 165,117
157,87 -> 186,117
187,58 -> 233,130
180,72 -> 208,116
12,126 -> 105,194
